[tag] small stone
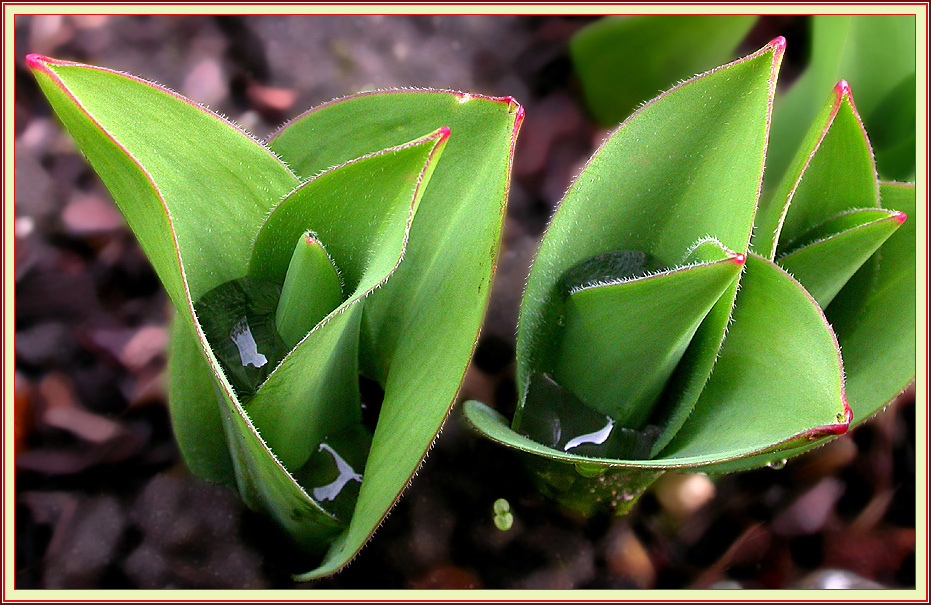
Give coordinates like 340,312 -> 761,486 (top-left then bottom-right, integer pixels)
246,81 -> 297,112
790,569 -> 885,589
14,372 -> 34,454
120,326 -> 168,372
182,57 -> 228,107
38,372 -> 123,444
772,477 -> 845,536
61,195 -> 125,235
604,522 -> 655,588
42,495 -> 126,588
408,565 -> 482,589
654,472 -> 716,517
15,322 -> 76,368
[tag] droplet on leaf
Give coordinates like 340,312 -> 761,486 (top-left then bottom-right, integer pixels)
194,277 -> 288,399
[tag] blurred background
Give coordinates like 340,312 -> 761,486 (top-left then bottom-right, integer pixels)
13,14 -> 917,589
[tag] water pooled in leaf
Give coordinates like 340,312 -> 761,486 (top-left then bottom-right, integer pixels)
557,250 -> 663,296
292,423 -> 372,522
514,373 -> 660,460
194,277 -> 289,399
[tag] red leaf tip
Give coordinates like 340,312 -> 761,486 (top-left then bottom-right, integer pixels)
834,79 -> 852,98
770,36 -> 787,53
894,211 -> 908,225
25,54 -> 49,70
304,234 -> 319,246
514,102 -> 525,127
732,253 -> 747,266
437,125 -> 451,139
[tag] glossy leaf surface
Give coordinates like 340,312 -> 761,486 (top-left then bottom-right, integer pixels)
777,209 -> 905,307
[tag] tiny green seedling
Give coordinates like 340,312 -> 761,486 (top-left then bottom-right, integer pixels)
493,498 -> 514,531
464,38 -> 916,516
28,54 -> 522,579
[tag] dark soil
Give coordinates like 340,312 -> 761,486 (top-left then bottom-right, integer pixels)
13,14 -> 917,590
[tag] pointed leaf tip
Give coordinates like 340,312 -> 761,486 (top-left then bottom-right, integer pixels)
513,102 -> 525,128
804,398 -> 853,439
732,253 -> 746,265
25,53 -> 48,69
771,36 -> 787,52
835,79 -> 852,97
894,211 -> 908,224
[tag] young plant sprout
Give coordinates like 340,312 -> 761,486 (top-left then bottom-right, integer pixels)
464,38 -> 915,516
29,54 -> 522,580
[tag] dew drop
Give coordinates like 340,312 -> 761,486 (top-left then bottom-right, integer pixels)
312,443 -> 363,502
767,459 -> 787,470
194,277 -> 287,399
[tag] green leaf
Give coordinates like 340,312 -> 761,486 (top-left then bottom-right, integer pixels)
765,15 -> 915,185
777,208 -> 905,307
661,254 -> 849,471
27,54 -> 324,507
827,182 -> 916,424
27,55 -> 299,307
276,233 -> 343,349
570,15 -> 758,126
466,253 -> 849,472
755,82 -> 879,259
246,130 -> 448,472
29,55 -> 519,567
548,239 -> 744,428
517,39 -> 784,447
167,316 -> 234,483
867,73 -> 916,181
170,304 -> 343,552
727,183 -> 916,471
269,91 -> 521,579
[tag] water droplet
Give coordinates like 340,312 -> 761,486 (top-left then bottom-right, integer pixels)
293,423 -> 371,523
767,459 -> 787,470
194,277 -> 288,399
230,317 -> 268,369
515,373 -> 659,460
564,417 -> 615,452
312,443 -> 363,502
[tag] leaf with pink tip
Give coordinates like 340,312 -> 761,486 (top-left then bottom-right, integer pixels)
246,130 -> 449,472
755,81 -> 879,260
268,90 -> 521,579
703,184 -> 914,471
660,254 -> 849,470
826,182 -> 916,423
516,38 -> 784,451
464,242 -> 848,472
764,15 -> 916,184
27,55 -> 300,482
776,208 -> 906,307
539,240 -> 744,430
27,55 -> 300,307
